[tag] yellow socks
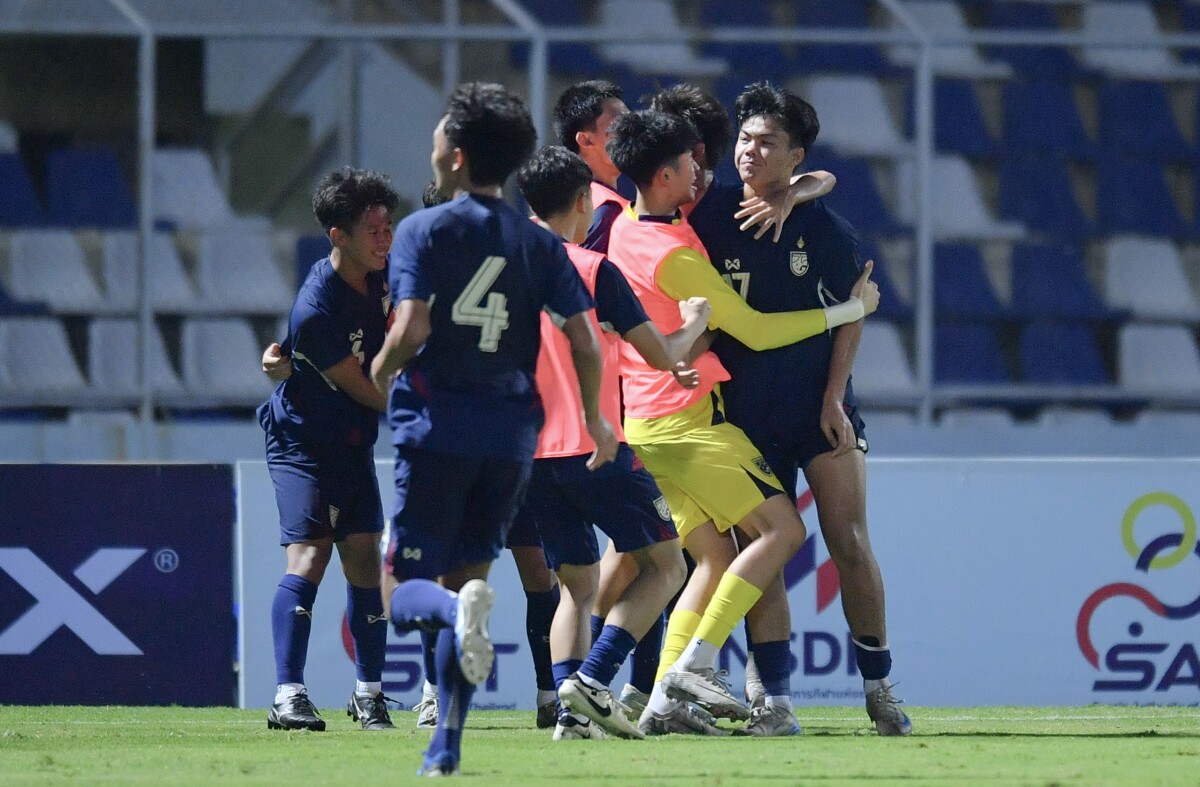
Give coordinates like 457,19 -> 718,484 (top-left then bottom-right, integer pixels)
655,609 -> 701,682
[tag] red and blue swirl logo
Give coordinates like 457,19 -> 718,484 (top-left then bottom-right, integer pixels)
1075,492 -> 1200,692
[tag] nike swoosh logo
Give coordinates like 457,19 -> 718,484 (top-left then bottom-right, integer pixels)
578,686 -> 612,718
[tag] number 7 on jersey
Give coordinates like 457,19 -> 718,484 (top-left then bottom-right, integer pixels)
452,255 -> 511,352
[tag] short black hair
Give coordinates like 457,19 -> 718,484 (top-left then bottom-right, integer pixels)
516,146 -> 593,220
735,81 -> 820,152
443,81 -> 537,187
553,80 -> 624,153
421,180 -> 448,209
650,84 -> 732,169
606,109 -> 700,189
312,167 -> 399,234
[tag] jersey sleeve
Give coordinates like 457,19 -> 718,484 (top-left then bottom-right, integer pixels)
542,240 -> 595,324
656,248 -> 828,351
292,304 -> 349,372
388,219 -> 433,302
819,206 -> 865,301
593,258 -> 650,336
581,200 -> 622,253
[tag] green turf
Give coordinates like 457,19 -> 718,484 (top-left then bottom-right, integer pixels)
1,705 -> 1197,785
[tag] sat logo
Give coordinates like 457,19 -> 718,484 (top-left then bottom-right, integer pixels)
1076,492 -> 1200,692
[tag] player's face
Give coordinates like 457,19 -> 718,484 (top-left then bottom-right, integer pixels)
430,116 -> 458,197
591,98 -> 628,177
342,204 -> 393,273
735,115 -> 802,193
667,151 -> 699,206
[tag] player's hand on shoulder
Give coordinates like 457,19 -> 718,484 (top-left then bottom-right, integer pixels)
851,259 -> 879,317
585,415 -> 618,471
670,360 -> 701,390
678,297 -> 711,326
262,343 -> 293,381
735,191 -> 791,243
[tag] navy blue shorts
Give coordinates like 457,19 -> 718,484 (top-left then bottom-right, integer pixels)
266,431 -> 383,545
754,403 -> 869,498
516,444 -> 678,571
388,445 -> 533,580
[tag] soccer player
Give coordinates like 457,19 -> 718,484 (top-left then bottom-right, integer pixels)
514,145 -> 715,740
369,82 -> 617,777
257,167 -> 399,733
689,81 -> 912,736
603,109 -> 879,733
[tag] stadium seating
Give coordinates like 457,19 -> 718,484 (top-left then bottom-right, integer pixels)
1103,236 -> 1200,321
0,119 -> 16,153
151,148 -> 236,229
887,0 -> 1013,79
509,0 -> 608,76
1009,243 -> 1114,321
1095,159 -> 1189,238
859,241 -> 914,321
791,0 -> 892,75
0,281 -> 47,316
802,149 -> 902,236
935,242 -> 1007,319
87,318 -> 184,395
996,156 -> 1094,239
1001,80 -> 1095,158
598,0 -> 727,77
802,76 -> 910,157
294,234 -> 329,292
1118,323 -> 1200,394
895,155 -> 1026,240
195,224 -> 293,312
1080,1 -> 1200,80
0,153 -> 46,227
984,1 -> 1079,77
180,317 -> 274,400
1036,406 -> 1115,427
1019,321 -> 1110,385
935,321 -> 1011,383
101,231 -> 198,312
907,78 -> 995,157
697,0 -> 793,79
1097,81 -> 1191,161
45,148 -> 136,228
937,407 -> 1015,427
6,229 -> 104,312
850,322 -> 919,399
0,317 -> 89,396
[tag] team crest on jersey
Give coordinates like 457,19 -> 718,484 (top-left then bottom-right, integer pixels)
751,456 -> 773,475
329,505 -> 341,529
790,251 -> 809,277
795,236 -> 806,249
724,258 -> 741,271
652,495 -> 672,521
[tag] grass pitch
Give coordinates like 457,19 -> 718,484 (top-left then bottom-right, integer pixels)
1,704 -> 1197,785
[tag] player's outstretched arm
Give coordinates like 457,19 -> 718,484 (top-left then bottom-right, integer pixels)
561,311 -> 617,470
324,355 -> 388,413
621,297 -> 711,372
262,342 -> 292,381
735,169 -> 837,243
370,298 -> 431,396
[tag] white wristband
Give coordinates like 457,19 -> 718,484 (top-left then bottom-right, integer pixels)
822,296 -> 865,329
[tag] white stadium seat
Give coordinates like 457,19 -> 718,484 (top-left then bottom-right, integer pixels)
5,229 -> 104,312
1119,323 -> 1200,394
88,318 -> 183,395
1103,236 -> 1200,321
0,317 -> 88,395
195,224 -> 293,312
1081,2 -> 1200,80
152,148 -> 236,229
101,231 -> 198,312
888,1 -> 1013,79
802,76 -> 911,157
599,0 -> 728,76
896,155 -> 1026,240
180,317 -> 274,401
852,323 -> 919,399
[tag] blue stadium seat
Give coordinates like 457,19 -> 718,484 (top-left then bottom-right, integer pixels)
0,153 -> 46,227
1009,243 -> 1115,321
803,147 -> 901,236
997,155 -> 1093,239
1019,321 -> 1109,384
295,234 -> 330,292
935,242 -> 1007,319
984,1 -> 1079,77
45,147 -> 135,228
610,66 -> 681,110
1096,157 -> 1188,237
511,0 -> 607,75
698,0 -> 793,78
935,321 -> 1010,383
907,79 -> 995,157
1002,80 -> 1095,158
859,241 -> 913,322
1182,2 -> 1200,64
1098,81 -> 1191,161
791,0 -> 893,74
0,280 -> 47,316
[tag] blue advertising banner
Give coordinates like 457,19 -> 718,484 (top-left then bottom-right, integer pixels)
0,465 -> 236,705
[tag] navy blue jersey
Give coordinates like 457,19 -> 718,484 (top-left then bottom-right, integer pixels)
690,182 -> 863,436
387,193 -> 594,460
581,176 -> 636,254
258,257 -> 389,447
594,257 -> 649,336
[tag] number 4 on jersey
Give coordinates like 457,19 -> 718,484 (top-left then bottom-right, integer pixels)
452,255 -> 510,352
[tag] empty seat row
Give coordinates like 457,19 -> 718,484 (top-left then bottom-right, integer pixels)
1,228 -> 293,314
0,147 -> 241,230
0,316 -> 274,403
